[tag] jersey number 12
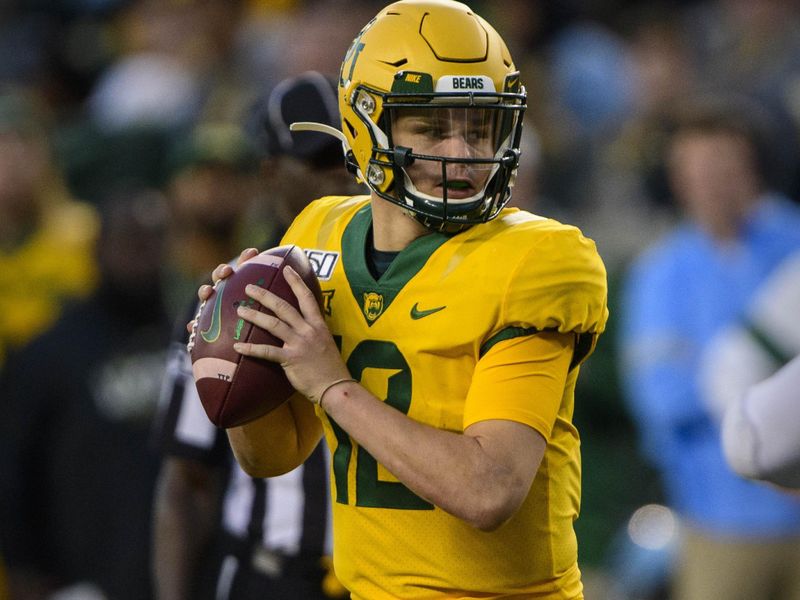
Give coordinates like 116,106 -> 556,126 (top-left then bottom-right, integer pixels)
329,338 -> 433,510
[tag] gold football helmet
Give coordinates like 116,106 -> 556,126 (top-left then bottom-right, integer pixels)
293,0 -> 526,232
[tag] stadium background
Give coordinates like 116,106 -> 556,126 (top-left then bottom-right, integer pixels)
2,0 -> 800,598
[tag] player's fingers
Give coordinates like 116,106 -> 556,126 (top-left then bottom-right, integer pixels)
244,284 -> 305,330
211,263 -> 233,284
197,283 -> 214,302
233,340 -> 285,364
236,247 -> 259,267
236,305 -> 293,341
283,266 -> 324,325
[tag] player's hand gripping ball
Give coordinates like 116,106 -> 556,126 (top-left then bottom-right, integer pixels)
188,245 -> 322,428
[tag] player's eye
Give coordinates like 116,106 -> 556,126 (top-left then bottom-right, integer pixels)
410,120 -> 442,137
466,126 -> 489,142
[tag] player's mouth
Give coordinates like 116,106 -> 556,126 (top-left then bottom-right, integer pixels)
440,178 -> 476,199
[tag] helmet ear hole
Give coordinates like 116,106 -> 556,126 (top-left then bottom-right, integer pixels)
345,150 -> 359,176
342,120 -> 360,176
343,118 -> 357,139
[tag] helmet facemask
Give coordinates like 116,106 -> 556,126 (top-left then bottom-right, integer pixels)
354,84 -> 526,233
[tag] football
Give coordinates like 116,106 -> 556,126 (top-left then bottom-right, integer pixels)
188,245 -> 322,428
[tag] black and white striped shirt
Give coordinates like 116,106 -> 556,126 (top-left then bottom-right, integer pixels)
155,334 -> 332,574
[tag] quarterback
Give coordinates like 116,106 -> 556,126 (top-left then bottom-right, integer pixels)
203,1 -> 608,598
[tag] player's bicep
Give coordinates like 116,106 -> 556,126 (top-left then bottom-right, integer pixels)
464,330 -> 574,438
227,392 -> 322,477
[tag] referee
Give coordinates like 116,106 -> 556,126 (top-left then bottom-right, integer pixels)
151,72 -> 356,600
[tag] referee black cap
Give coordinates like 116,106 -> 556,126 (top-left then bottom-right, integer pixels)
250,71 -> 343,169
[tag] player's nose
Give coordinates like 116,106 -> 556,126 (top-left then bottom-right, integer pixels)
436,134 -> 473,159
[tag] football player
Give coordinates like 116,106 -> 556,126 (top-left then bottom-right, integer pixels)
199,2 -> 608,598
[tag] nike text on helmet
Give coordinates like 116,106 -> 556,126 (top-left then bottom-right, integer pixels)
337,0 -> 527,232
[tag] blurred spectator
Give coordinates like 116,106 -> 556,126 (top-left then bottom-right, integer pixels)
240,70 -> 361,246
585,4 -> 698,269
57,0 -> 250,207
160,121 -> 260,320
549,22 -> 635,142
525,18 -> 636,222
152,71 -> 358,600
87,0 -> 242,133
681,0 -> 800,196
0,88 -> 98,368
700,250 -> 800,422
279,0 -> 383,77
0,187 -> 171,600
619,96 -> 800,599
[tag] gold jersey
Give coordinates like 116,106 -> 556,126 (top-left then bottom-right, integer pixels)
0,201 -> 98,365
281,196 -> 608,599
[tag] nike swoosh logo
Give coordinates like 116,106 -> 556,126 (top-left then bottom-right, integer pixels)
410,302 -> 446,320
200,280 -> 227,343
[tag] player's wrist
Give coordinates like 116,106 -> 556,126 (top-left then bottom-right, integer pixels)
313,378 -> 358,409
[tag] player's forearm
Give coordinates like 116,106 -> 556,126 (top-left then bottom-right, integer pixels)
321,382 -> 535,531
228,393 -> 323,477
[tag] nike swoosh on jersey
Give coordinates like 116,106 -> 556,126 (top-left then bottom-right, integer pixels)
200,280 -> 227,343
410,302 -> 446,320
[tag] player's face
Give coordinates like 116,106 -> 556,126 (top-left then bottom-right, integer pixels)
390,107 -> 498,200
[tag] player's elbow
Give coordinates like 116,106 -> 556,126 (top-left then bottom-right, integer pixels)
238,457 -> 289,478
232,447 -> 297,478
463,479 -> 529,532
464,499 -> 519,532
227,437 -> 295,477
226,423 -> 309,477
467,510 -> 508,532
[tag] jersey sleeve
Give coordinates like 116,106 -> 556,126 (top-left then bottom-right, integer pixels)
280,195 -> 367,247
497,223 -> 608,367
463,331 -> 575,438
463,223 -> 607,436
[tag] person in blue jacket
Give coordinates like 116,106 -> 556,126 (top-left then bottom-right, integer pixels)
619,95 -> 800,600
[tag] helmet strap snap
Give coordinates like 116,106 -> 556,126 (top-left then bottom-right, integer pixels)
392,146 -> 415,168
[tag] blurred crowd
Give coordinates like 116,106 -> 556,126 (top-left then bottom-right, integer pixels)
1,0 -> 800,599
